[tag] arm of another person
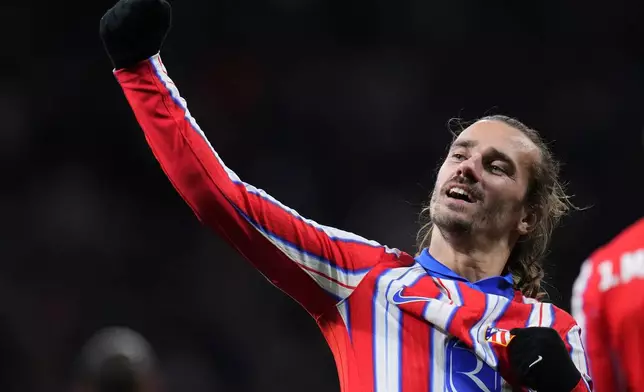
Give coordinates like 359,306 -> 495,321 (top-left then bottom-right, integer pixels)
572,258 -> 614,392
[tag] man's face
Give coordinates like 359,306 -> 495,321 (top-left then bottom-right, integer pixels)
429,120 -> 540,237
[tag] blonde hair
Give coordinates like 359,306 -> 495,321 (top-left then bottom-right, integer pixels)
416,115 -> 577,299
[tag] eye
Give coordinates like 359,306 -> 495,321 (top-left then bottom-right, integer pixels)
451,153 -> 467,161
489,164 -> 506,174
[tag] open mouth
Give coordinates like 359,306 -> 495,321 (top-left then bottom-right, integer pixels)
446,187 -> 475,203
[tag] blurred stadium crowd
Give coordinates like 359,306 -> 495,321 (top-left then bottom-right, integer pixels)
1,0 -> 643,391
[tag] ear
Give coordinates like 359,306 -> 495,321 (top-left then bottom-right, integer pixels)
517,208 -> 538,236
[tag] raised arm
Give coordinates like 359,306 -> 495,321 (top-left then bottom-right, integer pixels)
100,0 -> 402,315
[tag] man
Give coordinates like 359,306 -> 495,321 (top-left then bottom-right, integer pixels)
572,218 -> 644,391
99,0 -> 592,390
72,327 -> 161,392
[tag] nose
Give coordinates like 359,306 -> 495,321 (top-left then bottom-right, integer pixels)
455,154 -> 482,183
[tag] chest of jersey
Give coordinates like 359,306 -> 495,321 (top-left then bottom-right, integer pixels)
341,263 -> 511,392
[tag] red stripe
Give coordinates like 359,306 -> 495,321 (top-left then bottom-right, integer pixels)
400,311 -> 430,392
448,281 -> 486,348
116,62 -> 337,315
318,309 -> 360,392
435,278 -> 453,301
401,276 -> 443,304
570,377 -> 591,392
238,187 -> 389,271
347,271 -> 379,392
494,293 -> 532,385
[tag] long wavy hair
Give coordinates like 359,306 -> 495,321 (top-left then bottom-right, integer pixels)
416,115 -> 577,299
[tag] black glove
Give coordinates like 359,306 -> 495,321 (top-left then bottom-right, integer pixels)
99,0 -> 172,69
508,327 -> 582,391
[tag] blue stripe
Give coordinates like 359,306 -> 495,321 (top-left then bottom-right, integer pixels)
525,304 -> 535,327
244,186 -> 390,250
426,294 -> 442,392
383,269 -> 414,392
488,298 -> 511,366
372,271 -> 386,392
232,203 -> 370,276
448,282 -> 464,332
470,296 -> 490,362
428,325 -> 435,392
397,309 -> 404,392
344,300 -> 353,342
565,328 -> 591,386
394,271 -> 423,392
453,283 -> 464,305
327,291 -> 343,303
444,311 -> 457,333
148,58 -> 380,276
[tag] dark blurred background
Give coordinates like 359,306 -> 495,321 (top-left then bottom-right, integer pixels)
2,0 -> 643,390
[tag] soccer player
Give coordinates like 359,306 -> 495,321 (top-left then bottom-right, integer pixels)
99,0 -> 592,390
572,217 -> 644,391
72,327 -> 161,392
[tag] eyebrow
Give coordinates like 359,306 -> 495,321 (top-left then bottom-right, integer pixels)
451,139 -> 477,149
450,139 -> 516,168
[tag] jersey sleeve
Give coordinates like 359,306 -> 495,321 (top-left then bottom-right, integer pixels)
113,53 -> 402,315
571,259 -> 607,392
562,322 -> 593,391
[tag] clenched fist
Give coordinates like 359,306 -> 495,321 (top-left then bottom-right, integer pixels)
99,0 -> 172,69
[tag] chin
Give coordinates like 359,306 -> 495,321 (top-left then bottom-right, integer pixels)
431,207 -> 474,234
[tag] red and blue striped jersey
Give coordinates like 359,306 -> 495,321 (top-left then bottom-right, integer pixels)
114,54 -> 592,392
572,218 -> 644,392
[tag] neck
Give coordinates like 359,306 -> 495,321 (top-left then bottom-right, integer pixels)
427,227 -> 513,282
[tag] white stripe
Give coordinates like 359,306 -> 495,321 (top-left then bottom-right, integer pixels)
567,325 -> 591,381
437,278 -> 463,306
500,379 -> 513,392
423,295 -> 458,332
236,216 -> 366,298
149,54 -> 398,298
243,182 -> 401,252
571,260 -> 593,345
469,294 -> 499,366
373,267 -> 425,392
153,53 -> 396,251
526,302 -> 554,328
526,304 -> 539,326
430,327 -> 448,392
540,303 -> 554,327
337,300 -> 350,330
149,55 -> 241,183
419,282 -> 512,386
429,278 -> 508,368
373,268 -> 406,392
470,294 -> 511,369
522,296 -> 540,304
422,279 -> 462,333
423,284 -> 465,392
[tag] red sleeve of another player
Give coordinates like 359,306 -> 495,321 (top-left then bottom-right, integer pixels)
113,54 -> 401,315
572,259 -> 609,392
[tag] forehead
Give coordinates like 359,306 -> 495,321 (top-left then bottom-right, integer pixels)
452,120 -> 540,162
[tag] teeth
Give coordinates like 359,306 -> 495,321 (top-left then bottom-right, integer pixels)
449,187 -> 470,197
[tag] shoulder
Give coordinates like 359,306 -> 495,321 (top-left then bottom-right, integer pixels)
588,217 -> 644,265
515,293 -> 578,333
574,217 -> 644,295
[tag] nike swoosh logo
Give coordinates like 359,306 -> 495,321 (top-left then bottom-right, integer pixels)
391,287 -> 434,305
528,355 -> 543,368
